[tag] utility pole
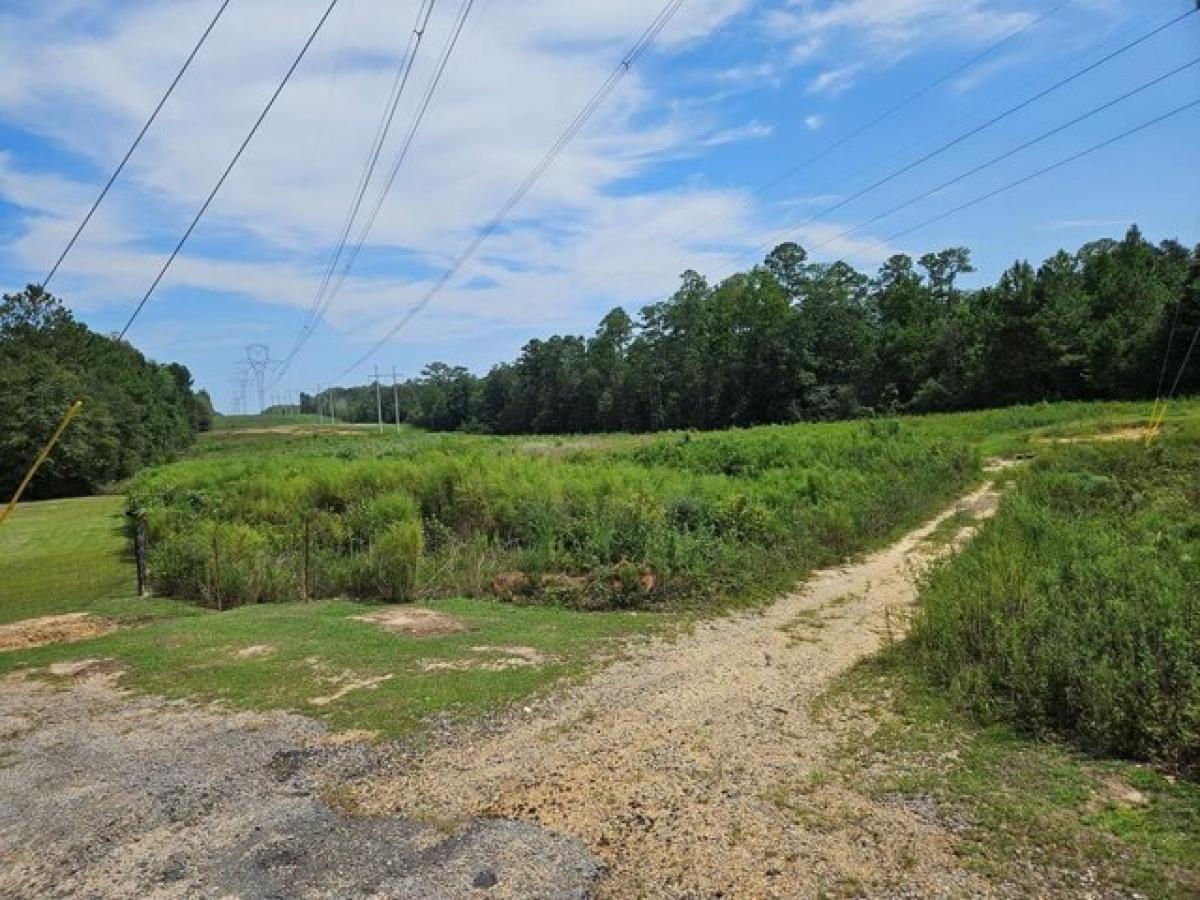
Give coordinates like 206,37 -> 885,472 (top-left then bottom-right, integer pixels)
391,366 -> 401,433
374,366 -> 383,433
317,385 -> 324,426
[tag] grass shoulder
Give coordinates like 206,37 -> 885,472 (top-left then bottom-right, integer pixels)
815,653 -> 1200,898
0,594 -> 671,740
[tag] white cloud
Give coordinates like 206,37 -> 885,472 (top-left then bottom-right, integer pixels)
807,66 -> 862,97
760,0 -> 1040,98
0,2 -> 756,314
0,0 -> 1101,394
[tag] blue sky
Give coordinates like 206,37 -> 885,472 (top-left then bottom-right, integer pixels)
1,0 -> 1197,411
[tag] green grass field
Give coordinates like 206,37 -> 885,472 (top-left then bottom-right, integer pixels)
0,592 -> 661,737
0,496 -> 135,625
208,412 -> 327,431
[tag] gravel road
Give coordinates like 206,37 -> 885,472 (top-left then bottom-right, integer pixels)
0,672 -> 598,899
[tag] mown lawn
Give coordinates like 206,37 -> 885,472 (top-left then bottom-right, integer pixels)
0,495 -> 136,624
0,592 -> 662,738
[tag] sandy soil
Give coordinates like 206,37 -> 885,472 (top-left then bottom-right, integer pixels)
349,478 -> 1013,899
352,607 -> 470,637
0,613 -> 117,652
1034,425 -> 1154,444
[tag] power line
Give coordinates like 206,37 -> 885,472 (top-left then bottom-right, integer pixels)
41,0 -> 234,290
276,0 -> 438,380
330,0 -> 691,380
773,56 -> 1200,265
725,7 -> 1197,275
877,98 -> 1200,247
117,0 -> 342,340
585,3 -> 1176,307
1148,262 -> 1190,430
270,0 -> 475,387
655,0 -> 1073,260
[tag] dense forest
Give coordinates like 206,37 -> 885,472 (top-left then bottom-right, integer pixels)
0,286 -> 213,499
312,227 -> 1199,433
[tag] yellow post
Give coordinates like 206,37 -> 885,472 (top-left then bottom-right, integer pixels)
1145,397 -> 1172,446
0,399 -> 84,526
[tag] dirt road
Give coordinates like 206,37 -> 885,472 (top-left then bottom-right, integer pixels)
351,477 -> 1010,898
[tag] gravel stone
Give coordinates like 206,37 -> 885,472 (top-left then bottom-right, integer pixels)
0,675 -> 598,899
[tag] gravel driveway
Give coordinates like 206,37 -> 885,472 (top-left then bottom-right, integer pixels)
0,672 -> 598,899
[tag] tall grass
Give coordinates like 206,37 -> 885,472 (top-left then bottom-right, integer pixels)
129,420 -> 977,611
908,423 -> 1200,772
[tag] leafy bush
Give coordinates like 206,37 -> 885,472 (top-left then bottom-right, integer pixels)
908,427 -> 1200,772
130,419 -> 977,610
370,520 -> 424,603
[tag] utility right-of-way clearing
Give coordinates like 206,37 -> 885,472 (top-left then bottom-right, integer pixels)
352,469 -> 1018,898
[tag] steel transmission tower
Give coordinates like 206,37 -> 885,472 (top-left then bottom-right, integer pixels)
243,344 -> 275,414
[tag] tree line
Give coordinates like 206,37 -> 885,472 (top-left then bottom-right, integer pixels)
0,286 -> 213,499
313,227 -> 1198,433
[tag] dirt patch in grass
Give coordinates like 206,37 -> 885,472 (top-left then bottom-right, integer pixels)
421,645 -> 551,673
46,658 -> 125,681
234,643 -> 276,659
0,613 -> 118,652
308,672 -> 395,707
351,607 -> 469,637
1036,425 -> 1154,444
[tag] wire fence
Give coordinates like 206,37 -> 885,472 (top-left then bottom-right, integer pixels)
0,549 -> 137,610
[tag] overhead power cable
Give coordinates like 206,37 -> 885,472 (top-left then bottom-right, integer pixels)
655,0 -> 1072,258
723,7 -> 1197,274
270,0 -> 476,387
1164,323 -> 1200,402
877,98 -> 1200,247
41,0 -> 234,290
1147,265 -> 1189,432
117,0 -> 342,340
274,0 -> 437,380
760,56 -> 1200,266
558,2 -> 1188,310
329,0 -> 691,380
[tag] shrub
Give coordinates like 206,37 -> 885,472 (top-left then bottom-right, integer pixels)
370,520 -> 424,603
130,418 -> 978,612
908,430 -> 1200,772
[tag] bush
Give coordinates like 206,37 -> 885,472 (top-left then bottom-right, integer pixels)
370,520 -> 424,603
908,430 -> 1200,772
129,418 -> 978,611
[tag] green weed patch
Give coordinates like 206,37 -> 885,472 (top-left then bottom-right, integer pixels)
908,420 -> 1200,771
127,421 -> 978,611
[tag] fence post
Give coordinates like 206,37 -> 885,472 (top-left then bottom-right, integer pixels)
302,517 -> 312,601
135,518 -> 148,598
211,529 -> 223,612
